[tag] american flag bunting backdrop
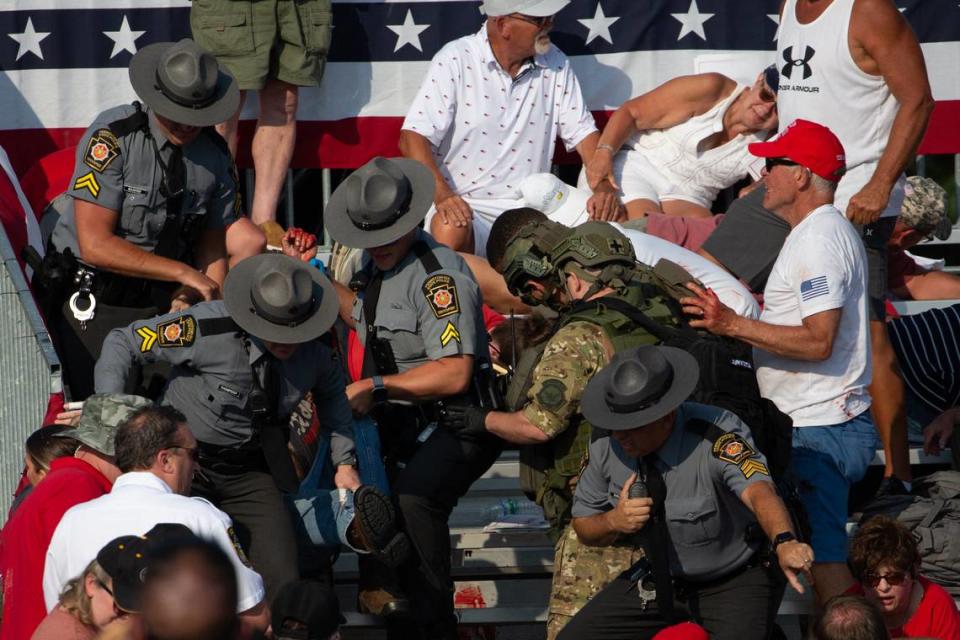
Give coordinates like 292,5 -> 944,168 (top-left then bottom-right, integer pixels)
0,0 -> 957,176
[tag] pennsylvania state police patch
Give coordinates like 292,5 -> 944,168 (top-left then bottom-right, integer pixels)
422,274 -> 460,319
712,432 -> 755,465
157,315 -> 197,348
83,129 -> 120,172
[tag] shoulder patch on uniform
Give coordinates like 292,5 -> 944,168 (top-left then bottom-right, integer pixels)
440,321 -> 461,347
83,129 -> 120,172
157,315 -> 197,348
74,172 -> 101,198
536,378 -> 567,411
711,432 -> 755,465
227,525 -> 253,567
422,274 -> 460,319
739,459 -> 769,479
136,325 -> 158,352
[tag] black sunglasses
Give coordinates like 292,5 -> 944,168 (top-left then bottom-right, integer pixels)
765,157 -> 798,172
862,571 -> 909,587
510,13 -> 554,27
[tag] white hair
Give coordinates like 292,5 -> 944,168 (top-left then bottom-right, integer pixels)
810,173 -> 838,195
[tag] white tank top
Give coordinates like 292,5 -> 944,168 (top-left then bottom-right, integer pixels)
624,84 -> 768,206
777,0 -> 902,215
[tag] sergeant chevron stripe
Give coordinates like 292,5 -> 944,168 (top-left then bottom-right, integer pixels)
73,172 -> 100,197
740,459 -> 769,479
136,326 -> 158,352
440,322 -> 460,347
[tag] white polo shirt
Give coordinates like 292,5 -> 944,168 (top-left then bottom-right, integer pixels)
754,205 -> 872,426
43,472 -> 265,614
403,25 -> 597,226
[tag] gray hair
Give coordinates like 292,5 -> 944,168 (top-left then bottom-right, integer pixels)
810,173 -> 838,195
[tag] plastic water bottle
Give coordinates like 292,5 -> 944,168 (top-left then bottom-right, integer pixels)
486,498 -> 543,519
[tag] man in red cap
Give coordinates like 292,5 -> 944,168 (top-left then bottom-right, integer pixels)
683,119 -> 875,604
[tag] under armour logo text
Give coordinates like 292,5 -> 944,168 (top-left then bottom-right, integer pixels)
781,46 -> 815,80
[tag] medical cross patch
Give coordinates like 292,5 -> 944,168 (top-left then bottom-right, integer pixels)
712,433 -> 756,465
157,315 -> 197,348
423,274 -> 460,319
83,129 -> 120,172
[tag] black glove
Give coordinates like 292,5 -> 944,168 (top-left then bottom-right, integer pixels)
439,405 -> 490,440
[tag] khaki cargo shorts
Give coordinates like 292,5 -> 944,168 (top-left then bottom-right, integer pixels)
191,0 -> 332,90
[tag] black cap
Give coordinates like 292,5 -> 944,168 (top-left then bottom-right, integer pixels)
272,580 -> 346,640
96,523 -> 197,613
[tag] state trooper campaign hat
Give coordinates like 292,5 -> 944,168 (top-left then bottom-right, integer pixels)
481,0 -> 571,17
272,579 -> 346,640
900,175 -> 951,241
582,345 -> 699,430
325,156 -> 436,249
56,394 -> 152,457
224,253 -> 339,344
129,38 -> 240,128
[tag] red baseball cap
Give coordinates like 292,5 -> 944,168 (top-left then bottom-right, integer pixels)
748,119 -> 846,182
652,622 -> 709,640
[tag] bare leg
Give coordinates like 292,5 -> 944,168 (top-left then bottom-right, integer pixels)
459,252 -> 531,314
250,79 -> 299,225
624,198 -> 662,220
810,562 -> 855,605
215,91 -> 247,159
430,216 -> 475,253
226,218 -> 267,268
660,200 -> 714,218
868,320 -> 912,481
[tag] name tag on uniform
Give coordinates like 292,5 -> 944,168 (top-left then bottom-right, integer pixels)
123,185 -> 149,196
217,384 -> 241,399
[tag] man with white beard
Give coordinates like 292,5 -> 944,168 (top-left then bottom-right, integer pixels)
399,0 -> 622,255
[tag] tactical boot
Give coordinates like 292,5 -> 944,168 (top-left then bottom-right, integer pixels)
351,485 -> 412,568
357,585 -> 412,618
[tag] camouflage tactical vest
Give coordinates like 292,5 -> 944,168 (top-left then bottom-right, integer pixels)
512,266 -> 682,540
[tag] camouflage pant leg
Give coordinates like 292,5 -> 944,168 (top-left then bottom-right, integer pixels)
546,525 -> 644,639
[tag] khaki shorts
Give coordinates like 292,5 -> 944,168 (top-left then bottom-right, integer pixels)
190,0 -> 332,90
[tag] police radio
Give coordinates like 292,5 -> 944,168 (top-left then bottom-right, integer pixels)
628,477 -> 649,499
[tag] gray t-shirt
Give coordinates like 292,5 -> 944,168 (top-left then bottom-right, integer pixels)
572,402 -> 773,581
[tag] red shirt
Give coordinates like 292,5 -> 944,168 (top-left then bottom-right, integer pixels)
0,458 -> 112,640
849,576 -> 960,639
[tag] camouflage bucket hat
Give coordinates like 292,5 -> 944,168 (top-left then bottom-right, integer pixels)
56,394 -> 152,456
901,176 -> 950,241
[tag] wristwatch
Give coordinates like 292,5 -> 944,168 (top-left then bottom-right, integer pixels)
338,455 -> 358,468
371,375 -> 389,404
772,531 -> 797,552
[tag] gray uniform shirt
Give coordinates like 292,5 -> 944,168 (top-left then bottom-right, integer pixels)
351,230 -> 487,373
572,402 -> 773,581
51,103 -> 237,255
94,300 -> 355,464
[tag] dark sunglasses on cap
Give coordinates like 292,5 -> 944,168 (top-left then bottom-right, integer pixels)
510,13 -> 554,27
862,571 -> 909,587
764,157 -> 799,172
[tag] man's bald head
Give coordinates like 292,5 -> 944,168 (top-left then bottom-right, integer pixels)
141,539 -> 239,640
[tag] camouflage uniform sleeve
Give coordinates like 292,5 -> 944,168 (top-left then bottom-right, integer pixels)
522,321 -> 611,439
69,119 -> 124,211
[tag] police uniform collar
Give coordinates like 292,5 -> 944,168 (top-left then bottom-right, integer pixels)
653,406 -> 689,467
114,471 -> 174,494
246,337 -> 268,365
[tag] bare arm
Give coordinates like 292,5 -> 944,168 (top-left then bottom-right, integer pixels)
586,73 -> 734,191
846,0 -> 934,223
896,269 -> 960,301
740,481 -> 814,593
347,355 -> 474,414
75,199 -> 220,300
238,601 -> 270,635
399,129 -> 472,226
681,282 -> 840,361
194,228 -> 228,287
332,279 -> 357,330
484,410 -> 550,444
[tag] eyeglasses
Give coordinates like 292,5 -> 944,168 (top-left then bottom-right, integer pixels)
169,445 -> 200,462
510,13 -> 554,28
765,157 -> 799,172
757,82 -> 777,104
862,571 -> 909,587
97,579 -> 114,597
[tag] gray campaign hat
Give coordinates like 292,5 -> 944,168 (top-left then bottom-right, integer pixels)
325,157 -> 435,249
224,253 -> 339,344
582,346 -> 699,430
129,39 -> 239,128
481,0 -> 571,17
57,394 -> 152,456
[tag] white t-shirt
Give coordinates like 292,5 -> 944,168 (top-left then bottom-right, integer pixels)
43,472 -> 265,614
403,26 -> 596,226
755,205 -> 872,426
614,224 -> 760,319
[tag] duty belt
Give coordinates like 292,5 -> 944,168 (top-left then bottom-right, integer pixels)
196,440 -> 268,475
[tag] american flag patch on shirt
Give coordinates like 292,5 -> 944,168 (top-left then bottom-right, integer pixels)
800,276 -> 830,301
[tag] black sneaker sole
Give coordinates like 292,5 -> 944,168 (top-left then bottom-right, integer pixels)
354,486 -> 412,567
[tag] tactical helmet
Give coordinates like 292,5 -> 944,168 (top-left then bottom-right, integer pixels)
549,222 -> 637,297
499,220 -> 570,306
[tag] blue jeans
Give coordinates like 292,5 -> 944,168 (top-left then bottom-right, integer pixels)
791,411 -> 880,563
286,417 -> 390,551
